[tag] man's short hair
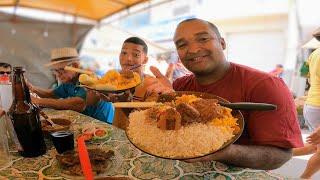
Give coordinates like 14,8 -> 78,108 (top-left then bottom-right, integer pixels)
0,62 -> 11,69
178,18 -> 222,38
123,37 -> 148,54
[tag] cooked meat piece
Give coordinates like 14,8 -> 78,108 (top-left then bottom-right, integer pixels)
67,164 -> 83,176
145,92 -> 159,102
56,148 -> 115,176
157,92 -> 177,103
157,108 -> 182,130
166,118 -> 176,130
89,149 -> 114,162
176,103 -> 201,125
146,107 -> 161,120
191,99 -> 224,123
56,150 -> 79,167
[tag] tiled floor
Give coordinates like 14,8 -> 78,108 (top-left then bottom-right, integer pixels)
271,129 -> 320,179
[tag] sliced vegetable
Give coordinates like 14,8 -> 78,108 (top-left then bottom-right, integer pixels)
93,128 -> 109,140
82,133 -> 93,141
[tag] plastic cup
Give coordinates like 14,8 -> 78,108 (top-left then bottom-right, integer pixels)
50,131 -> 74,154
0,110 -> 10,168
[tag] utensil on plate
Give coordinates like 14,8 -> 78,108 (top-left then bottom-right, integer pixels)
113,101 -> 276,111
39,110 -> 60,128
113,102 -> 161,108
157,92 -> 277,111
218,102 -> 276,111
77,135 -> 94,180
64,66 -> 95,75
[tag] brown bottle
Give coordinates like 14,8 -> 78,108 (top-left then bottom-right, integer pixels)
8,67 -> 46,157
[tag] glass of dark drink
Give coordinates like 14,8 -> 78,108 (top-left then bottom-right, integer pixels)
50,131 -> 74,154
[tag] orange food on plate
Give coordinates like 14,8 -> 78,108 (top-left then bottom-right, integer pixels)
127,94 -> 240,158
79,70 -> 141,91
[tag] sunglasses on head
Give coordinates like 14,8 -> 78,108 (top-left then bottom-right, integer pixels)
0,71 -> 11,75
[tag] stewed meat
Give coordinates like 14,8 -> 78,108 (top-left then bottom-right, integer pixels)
176,103 -> 201,125
157,108 -> 182,130
157,93 -> 177,103
191,99 -> 224,123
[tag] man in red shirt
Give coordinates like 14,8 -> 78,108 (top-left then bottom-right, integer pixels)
146,18 -> 303,170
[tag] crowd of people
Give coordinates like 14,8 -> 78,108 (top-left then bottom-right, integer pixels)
1,18 -> 320,177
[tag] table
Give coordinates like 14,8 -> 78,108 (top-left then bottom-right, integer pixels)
0,110 -> 290,179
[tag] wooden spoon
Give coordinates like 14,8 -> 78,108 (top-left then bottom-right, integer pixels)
39,111 -> 62,128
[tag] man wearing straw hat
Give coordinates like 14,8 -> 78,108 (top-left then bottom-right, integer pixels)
28,47 -> 114,124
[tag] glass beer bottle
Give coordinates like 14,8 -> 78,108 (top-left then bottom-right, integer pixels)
8,67 -> 46,157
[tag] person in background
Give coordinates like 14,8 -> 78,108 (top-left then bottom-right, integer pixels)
146,18 -> 303,170
107,37 -> 148,102
119,36 -> 174,101
107,37 -> 150,128
117,37 -> 179,100
269,64 -> 284,78
172,58 -> 190,81
28,47 -> 114,124
119,37 -> 149,75
0,62 -> 12,84
293,32 -> 320,179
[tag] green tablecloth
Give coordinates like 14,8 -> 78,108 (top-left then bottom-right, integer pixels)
0,110 -> 290,179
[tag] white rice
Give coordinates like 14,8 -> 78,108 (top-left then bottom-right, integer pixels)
127,110 -> 235,158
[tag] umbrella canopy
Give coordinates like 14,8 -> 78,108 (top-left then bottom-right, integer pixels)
0,0 -> 148,21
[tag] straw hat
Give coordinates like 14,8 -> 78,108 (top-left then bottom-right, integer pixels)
313,27 -> 320,41
302,38 -> 320,49
302,28 -> 320,49
45,47 -> 80,67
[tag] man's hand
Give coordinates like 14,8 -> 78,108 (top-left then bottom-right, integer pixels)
307,127 -> 320,145
31,96 -> 41,106
25,80 -> 54,98
185,144 -> 291,170
184,145 -> 230,163
86,89 -> 101,105
25,78 -> 35,93
145,66 -> 174,94
97,91 -> 131,103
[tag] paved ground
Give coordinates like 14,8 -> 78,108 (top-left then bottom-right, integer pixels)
271,129 -> 320,179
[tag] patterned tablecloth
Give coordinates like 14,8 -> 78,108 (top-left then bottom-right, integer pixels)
0,110 -> 290,180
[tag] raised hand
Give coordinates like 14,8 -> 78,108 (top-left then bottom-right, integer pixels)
145,66 -> 174,94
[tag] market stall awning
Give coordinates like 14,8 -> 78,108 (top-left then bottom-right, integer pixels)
0,0 -> 148,21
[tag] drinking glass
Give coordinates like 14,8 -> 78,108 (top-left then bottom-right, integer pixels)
0,95 -> 11,169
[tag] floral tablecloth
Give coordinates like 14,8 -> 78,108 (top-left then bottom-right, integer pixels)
0,110 -> 291,180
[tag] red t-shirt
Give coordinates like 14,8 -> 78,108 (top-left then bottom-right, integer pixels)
173,63 -> 303,148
